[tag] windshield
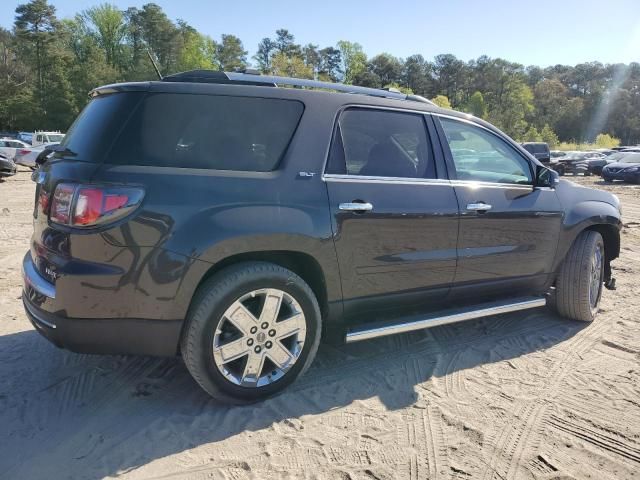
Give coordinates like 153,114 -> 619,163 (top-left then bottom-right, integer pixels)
620,153 -> 640,163
46,134 -> 65,143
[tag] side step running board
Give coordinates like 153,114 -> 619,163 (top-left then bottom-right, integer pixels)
345,296 -> 547,343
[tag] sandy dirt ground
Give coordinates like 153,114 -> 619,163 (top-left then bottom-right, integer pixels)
1,169 -> 639,480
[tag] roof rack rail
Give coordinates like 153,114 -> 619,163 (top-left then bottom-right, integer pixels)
161,70 -> 435,105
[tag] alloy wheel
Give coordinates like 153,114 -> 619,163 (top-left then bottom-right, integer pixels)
212,288 -> 307,387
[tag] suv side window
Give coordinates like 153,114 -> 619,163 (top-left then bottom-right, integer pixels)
440,118 -> 533,185
327,108 -> 435,179
108,93 -> 304,171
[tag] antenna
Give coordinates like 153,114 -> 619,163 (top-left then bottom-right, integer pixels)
147,50 -> 163,80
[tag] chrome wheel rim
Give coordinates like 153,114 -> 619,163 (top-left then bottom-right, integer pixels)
213,288 -> 306,388
589,244 -> 604,309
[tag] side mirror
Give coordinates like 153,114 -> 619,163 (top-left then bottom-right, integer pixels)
536,165 -> 559,188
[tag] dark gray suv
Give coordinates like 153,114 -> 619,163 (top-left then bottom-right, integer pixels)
22,71 -> 621,403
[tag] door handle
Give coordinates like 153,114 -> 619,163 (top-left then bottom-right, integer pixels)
466,202 -> 492,212
339,202 -> 373,212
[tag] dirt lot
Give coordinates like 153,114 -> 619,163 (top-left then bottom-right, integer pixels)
1,169 -> 639,480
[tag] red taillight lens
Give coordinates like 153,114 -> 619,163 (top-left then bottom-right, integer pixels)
73,188 -> 103,225
50,183 -> 75,224
49,183 -> 144,227
18,149 -> 31,156
38,188 -> 50,213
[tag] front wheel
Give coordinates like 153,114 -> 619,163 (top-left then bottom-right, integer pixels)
554,231 -> 605,322
181,262 -> 321,404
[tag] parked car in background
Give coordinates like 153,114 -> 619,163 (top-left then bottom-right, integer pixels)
601,152 -> 640,183
552,151 -> 606,176
0,138 -> 29,160
591,149 -> 617,157
22,70 -> 621,403
17,132 -> 33,144
31,131 -> 64,147
0,152 -> 17,178
521,142 -> 550,164
14,143 -> 57,169
550,150 -> 567,159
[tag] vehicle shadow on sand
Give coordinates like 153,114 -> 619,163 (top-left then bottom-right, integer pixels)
0,308 -> 587,479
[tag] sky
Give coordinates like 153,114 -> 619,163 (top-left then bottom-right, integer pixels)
2,0 -> 640,67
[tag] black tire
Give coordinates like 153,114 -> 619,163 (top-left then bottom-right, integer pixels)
554,231 -> 604,322
181,261 -> 321,404
556,166 -> 565,176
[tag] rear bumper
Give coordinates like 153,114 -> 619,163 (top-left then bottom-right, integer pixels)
22,252 -> 183,356
0,164 -> 16,177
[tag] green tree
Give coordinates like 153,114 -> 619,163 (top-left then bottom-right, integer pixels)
431,95 -> 452,109
523,125 -> 542,142
254,37 -> 275,73
487,77 -> 534,139
14,0 -> 58,111
464,91 -> 487,118
594,133 -> 620,148
337,40 -> 366,84
274,28 -> 296,55
176,23 -> 216,71
137,3 -> 179,72
432,54 -> 466,106
270,52 -> 313,79
403,54 -> 432,96
368,53 -> 403,87
541,124 -> 560,147
217,34 -> 247,71
533,79 -> 568,130
318,47 -> 342,81
80,3 -> 126,68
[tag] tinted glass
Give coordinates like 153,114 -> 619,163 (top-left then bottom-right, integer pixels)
532,144 -> 548,154
108,93 -> 304,171
441,118 -> 533,185
327,109 -> 435,178
59,92 -> 144,162
621,153 -> 640,163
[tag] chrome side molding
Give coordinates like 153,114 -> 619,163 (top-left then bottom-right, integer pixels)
345,296 -> 547,343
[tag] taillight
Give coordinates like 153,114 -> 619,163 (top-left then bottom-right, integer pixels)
18,149 -> 31,156
50,183 -> 75,224
49,183 -> 144,227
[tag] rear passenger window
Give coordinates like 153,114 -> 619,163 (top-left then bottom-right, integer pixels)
326,109 -> 435,178
109,94 -> 303,171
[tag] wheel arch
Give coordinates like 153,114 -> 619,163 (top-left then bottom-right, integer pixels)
189,250 -> 330,321
584,223 -> 620,263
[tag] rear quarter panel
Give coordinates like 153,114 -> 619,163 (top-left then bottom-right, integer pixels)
90,95 -> 343,321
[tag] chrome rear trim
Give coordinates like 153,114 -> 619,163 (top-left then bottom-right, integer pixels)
345,296 -> 546,343
22,253 -> 56,299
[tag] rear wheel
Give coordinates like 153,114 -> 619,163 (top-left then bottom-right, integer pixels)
554,231 -> 604,322
181,262 -> 321,403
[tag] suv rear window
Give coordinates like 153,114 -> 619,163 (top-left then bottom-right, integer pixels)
108,93 -> 303,171
59,92 -> 144,161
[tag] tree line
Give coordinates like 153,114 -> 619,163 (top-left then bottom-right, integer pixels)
1,0 -> 639,147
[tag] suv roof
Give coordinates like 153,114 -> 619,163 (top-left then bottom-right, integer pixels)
92,69 -> 436,106
88,70 -> 522,153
